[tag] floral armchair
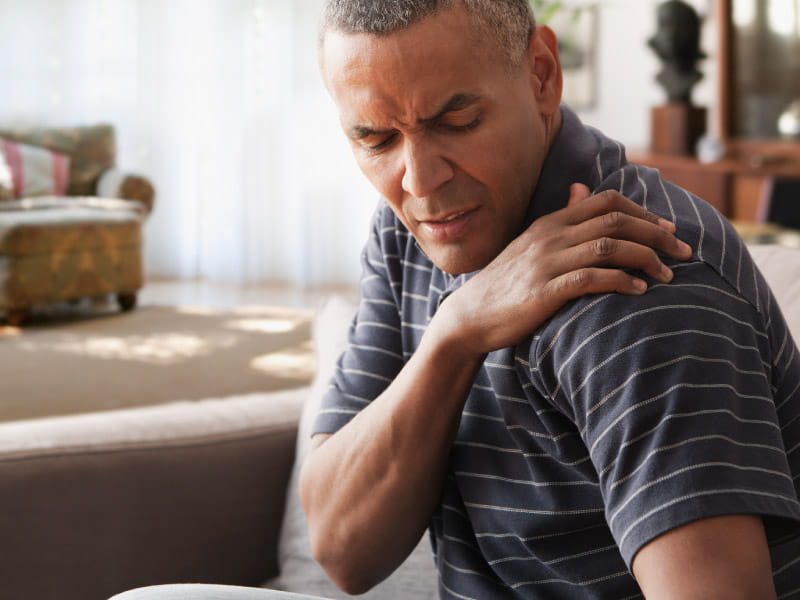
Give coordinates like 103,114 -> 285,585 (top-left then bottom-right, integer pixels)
0,124 -> 155,326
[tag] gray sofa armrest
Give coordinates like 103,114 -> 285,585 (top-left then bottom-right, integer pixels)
0,388 -> 307,600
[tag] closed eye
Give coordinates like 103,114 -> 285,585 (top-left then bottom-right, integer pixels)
362,132 -> 398,153
435,104 -> 483,133
440,117 -> 481,132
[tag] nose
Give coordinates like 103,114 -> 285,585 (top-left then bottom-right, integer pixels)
401,137 -> 454,198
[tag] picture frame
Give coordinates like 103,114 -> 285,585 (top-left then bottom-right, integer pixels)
549,5 -> 598,110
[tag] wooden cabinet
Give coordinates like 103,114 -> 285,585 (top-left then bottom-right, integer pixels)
628,151 -> 800,222
628,1 -> 800,225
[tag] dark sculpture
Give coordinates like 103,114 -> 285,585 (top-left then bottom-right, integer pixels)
648,0 -> 706,105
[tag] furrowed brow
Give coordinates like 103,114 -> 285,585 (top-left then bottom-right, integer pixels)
347,125 -> 389,141
347,93 -> 483,140
348,124 -> 390,141
422,93 -> 483,123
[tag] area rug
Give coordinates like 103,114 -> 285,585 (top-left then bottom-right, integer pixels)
0,303 -> 314,422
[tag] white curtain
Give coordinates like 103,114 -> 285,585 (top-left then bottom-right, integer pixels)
0,0 -> 377,286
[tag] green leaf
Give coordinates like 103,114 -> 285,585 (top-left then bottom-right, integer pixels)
540,2 -> 563,25
529,1 -> 600,26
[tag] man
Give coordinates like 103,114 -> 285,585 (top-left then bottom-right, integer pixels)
300,1 -> 800,598
112,1 -> 799,599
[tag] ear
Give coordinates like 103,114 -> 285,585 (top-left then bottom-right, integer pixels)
525,25 -> 563,115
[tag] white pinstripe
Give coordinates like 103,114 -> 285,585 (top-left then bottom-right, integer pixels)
589,382 -> 775,457
618,488 -> 800,549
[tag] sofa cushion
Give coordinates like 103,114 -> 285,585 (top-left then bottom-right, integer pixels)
265,295 -> 439,599
0,138 -> 70,198
748,243 -> 800,343
0,388 -> 307,600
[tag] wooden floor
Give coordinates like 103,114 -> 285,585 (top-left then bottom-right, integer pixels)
140,279 -> 359,310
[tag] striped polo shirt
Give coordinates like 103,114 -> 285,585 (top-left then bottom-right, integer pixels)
313,106 -> 800,598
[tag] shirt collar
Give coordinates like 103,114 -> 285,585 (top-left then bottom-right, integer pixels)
523,104 -> 600,228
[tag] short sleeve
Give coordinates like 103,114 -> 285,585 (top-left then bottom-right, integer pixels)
533,261 -> 800,567
312,203 -> 406,436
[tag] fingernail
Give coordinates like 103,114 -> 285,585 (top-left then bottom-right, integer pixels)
634,279 -> 648,293
661,264 -> 674,281
658,218 -> 676,232
679,241 -> 692,255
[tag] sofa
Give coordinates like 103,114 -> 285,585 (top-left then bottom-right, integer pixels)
0,124 -> 154,325
0,244 -> 797,600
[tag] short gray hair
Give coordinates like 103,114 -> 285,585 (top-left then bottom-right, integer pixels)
320,0 -> 536,69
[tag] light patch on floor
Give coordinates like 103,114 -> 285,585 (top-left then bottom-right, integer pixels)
225,317 -> 301,334
250,341 -> 315,379
18,332 -> 240,365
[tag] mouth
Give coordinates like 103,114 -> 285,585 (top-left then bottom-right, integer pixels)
418,207 -> 479,242
420,207 -> 478,224
436,210 -> 470,223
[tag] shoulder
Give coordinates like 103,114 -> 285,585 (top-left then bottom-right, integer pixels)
529,258 -> 772,418
586,134 -> 763,309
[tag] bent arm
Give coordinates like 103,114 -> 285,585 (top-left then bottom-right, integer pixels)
632,514 -> 776,599
300,188 -> 691,594
300,310 -> 482,594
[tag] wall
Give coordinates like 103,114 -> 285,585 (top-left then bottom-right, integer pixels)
0,0 -> 379,286
0,0 -> 723,286
573,0 -> 718,151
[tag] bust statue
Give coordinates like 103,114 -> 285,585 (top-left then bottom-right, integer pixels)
648,0 -> 706,105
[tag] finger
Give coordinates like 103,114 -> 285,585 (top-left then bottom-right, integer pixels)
567,183 -> 592,207
564,237 -> 675,283
548,267 -> 649,300
565,189 -> 678,235
569,209 -> 692,262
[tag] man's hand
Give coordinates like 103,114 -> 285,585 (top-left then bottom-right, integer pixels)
437,184 -> 693,357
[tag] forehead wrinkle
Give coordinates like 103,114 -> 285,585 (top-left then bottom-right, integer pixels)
348,91 -> 484,138
424,92 -> 483,122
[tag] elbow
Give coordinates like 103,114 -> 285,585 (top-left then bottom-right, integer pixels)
308,529 -> 381,595
299,459 -> 382,595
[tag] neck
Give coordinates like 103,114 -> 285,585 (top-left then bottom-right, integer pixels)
543,106 -> 563,152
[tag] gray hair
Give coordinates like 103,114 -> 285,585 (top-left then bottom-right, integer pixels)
320,0 -> 536,69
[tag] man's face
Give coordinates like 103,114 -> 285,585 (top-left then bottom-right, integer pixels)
322,5 -> 562,274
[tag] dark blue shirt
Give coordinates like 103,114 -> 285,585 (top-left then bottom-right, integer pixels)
314,106 -> 800,598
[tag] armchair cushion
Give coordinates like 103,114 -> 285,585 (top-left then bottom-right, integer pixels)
0,148 -> 12,200
0,138 -> 70,198
0,124 -> 115,196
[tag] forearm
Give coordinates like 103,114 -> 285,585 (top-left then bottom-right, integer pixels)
299,310 -> 483,594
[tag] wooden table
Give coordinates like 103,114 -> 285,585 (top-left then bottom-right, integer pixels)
628,151 -> 800,222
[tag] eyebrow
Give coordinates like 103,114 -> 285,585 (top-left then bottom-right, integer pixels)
348,92 -> 483,140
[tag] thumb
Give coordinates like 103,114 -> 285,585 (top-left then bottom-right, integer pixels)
567,183 -> 592,206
